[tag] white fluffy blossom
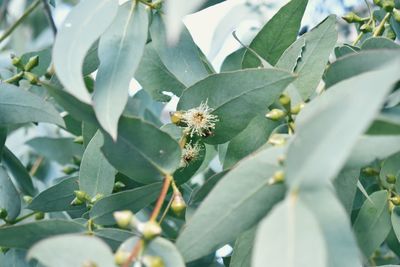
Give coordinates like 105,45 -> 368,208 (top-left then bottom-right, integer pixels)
182,101 -> 219,137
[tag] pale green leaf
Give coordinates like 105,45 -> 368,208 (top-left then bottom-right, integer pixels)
0,165 -> 20,221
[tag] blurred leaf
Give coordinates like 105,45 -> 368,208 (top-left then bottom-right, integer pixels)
177,69 -> 294,144
0,165 -> 21,221
26,137 -> 83,165
220,48 -> 245,72
0,126 -> 6,157
28,234 -> 114,267
333,169 -> 359,214
176,147 -> 286,262
243,0 -> 308,67
230,228 -> 255,267
0,220 -> 86,249
392,207 -> 400,244
189,170 -> 228,205
101,117 -> 181,184
28,176 -> 80,212
0,249 -> 38,267
150,14 -> 208,87
79,131 -> 116,198
353,190 -> 391,257
89,183 -> 162,225
361,37 -> 400,50
53,0 -> 118,104
93,2 -> 149,139
286,62 -> 400,189
94,228 -> 133,251
118,236 -> 185,267
252,197 -> 326,267
224,115 -> 278,169
0,83 -> 65,127
2,147 -> 35,196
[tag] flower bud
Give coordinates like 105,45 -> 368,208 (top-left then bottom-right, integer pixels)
265,109 -> 286,121
114,250 -> 130,266
391,195 -> 400,206
142,221 -> 162,241
373,0 -> 382,6
170,111 -> 185,126
360,23 -> 373,33
70,197 -> 84,206
62,165 -> 78,174
73,136 -> 84,144
91,194 -> 104,204
113,181 -> 126,192
23,195 -> 33,204
385,24 -> 396,40
268,170 -> 285,185
35,212 -> 45,220
24,55 -> 39,71
279,94 -> 291,107
171,194 -> 186,216
23,72 -> 39,85
290,103 -> 305,115
74,190 -> 90,202
0,208 -> 8,220
11,54 -> 23,69
113,210 -> 135,229
4,72 -> 24,84
386,174 -> 397,184
143,255 -> 165,267
382,0 -> 395,11
342,12 -> 364,23
268,134 -> 286,146
362,167 -> 379,176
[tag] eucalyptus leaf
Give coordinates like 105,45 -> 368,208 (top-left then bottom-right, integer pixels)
53,0 -> 118,104
93,2 -> 149,139
0,165 -> 21,221
230,228 -> 255,267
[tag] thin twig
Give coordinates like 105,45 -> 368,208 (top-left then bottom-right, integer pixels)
42,0 -> 57,36
122,239 -> 143,267
158,195 -> 174,224
29,156 -> 43,176
150,175 -> 172,222
0,0 -> 42,43
373,12 -> 391,37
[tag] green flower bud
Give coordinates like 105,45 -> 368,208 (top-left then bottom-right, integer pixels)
279,94 -> 291,107
72,156 -> 82,166
10,54 -> 23,69
386,174 -> 397,184
23,195 -> 33,204
385,24 -> 396,40
113,181 -> 126,192
62,165 -> 78,174
24,55 -> 39,71
73,136 -> 84,144
393,9 -> 400,22
362,167 -> 379,176
373,0 -> 382,6
35,212 -> 45,220
382,0 -> 395,11
266,109 -> 286,121
74,190 -> 90,202
114,250 -> 130,266
0,208 -> 8,220
391,195 -> 400,205
268,170 -> 285,185
268,134 -> 286,146
171,194 -> 186,216
113,210 -> 135,229
4,72 -> 24,84
90,194 -> 104,204
170,111 -> 185,126
342,12 -> 364,23
290,103 -> 305,115
360,23 -> 373,33
23,72 -> 39,85
143,255 -> 165,267
142,221 -> 162,241
70,197 -> 84,206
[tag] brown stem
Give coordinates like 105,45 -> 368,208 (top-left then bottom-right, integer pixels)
150,175 -> 172,221
123,239 -> 143,267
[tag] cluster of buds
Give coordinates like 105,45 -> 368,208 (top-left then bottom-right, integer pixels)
70,190 -> 103,207
113,211 -> 161,241
171,101 -> 219,138
4,54 -> 40,85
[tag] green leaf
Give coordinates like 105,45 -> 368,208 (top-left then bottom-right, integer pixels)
287,15 -> 337,99
392,207 -> 400,243
189,170 -> 228,205
0,83 -> 65,127
0,249 -> 37,267
136,43 -> 186,102
379,152 -> 400,193
89,183 -> 162,225
150,14 -> 208,87
353,190 -> 391,257
220,48 -> 245,72
79,131 -> 116,198
176,146 -> 286,262
334,45 -> 357,58
242,0 -> 308,67
286,62 -> 400,189
299,188 -> 361,267
28,176 -> 80,212
0,165 -> 21,221
0,220 -> 86,249
230,228 -> 255,267
26,137 -> 83,165
28,234 -> 114,267
94,228 -> 133,251
361,37 -> 400,50
82,122 -> 98,148
174,142 -> 206,184
177,69 -> 294,144
275,38 -> 306,72
2,146 -> 35,196
53,0 -> 118,104
224,115 -> 279,169
101,117 -> 181,183
252,197 -> 326,267
324,50 -> 399,88
333,169 -> 359,214
44,82 -> 98,125
118,236 -> 185,267
93,2 -> 149,139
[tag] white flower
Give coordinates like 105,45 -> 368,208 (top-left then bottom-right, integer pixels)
182,101 -> 219,137
180,142 -> 202,167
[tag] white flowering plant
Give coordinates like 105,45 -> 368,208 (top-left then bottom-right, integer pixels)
0,0 -> 400,266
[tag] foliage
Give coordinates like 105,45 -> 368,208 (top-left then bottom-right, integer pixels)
0,0 -> 400,266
